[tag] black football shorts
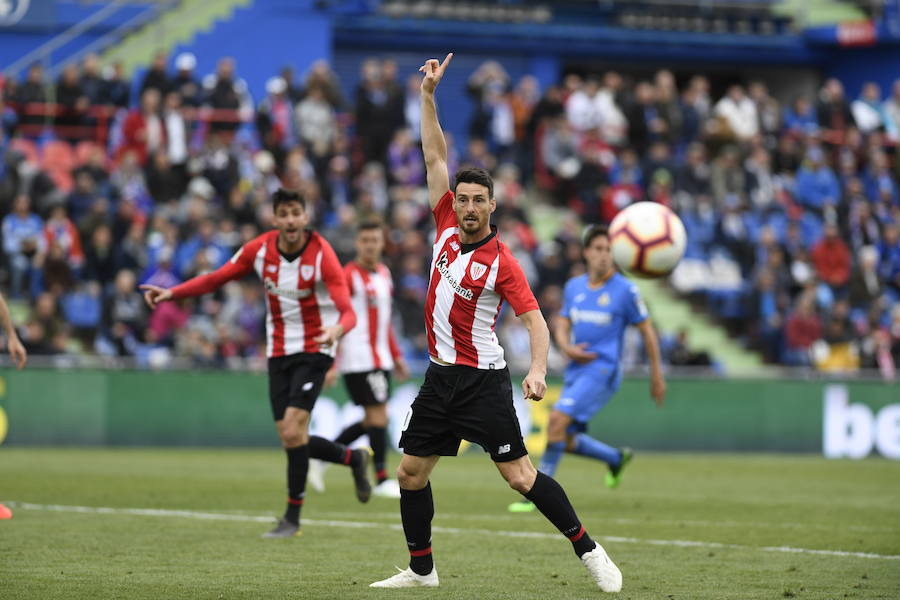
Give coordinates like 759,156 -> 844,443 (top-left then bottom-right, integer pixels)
343,369 -> 392,407
399,362 -> 527,462
267,352 -> 334,420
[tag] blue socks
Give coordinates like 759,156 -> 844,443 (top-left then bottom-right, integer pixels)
571,433 -> 621,467
539,434 -> 621,477
538,440 -> 565,477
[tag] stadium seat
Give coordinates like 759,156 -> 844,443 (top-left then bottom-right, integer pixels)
74,140 -> 104,166
41,140 -> 76,172
707,286 -> 749,320
706,254 -> 744,292
47,168 -> 74,193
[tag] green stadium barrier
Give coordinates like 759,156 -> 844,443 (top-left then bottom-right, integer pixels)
0,369 -> 896,458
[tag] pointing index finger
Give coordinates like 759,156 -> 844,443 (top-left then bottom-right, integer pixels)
440,53 -> 454,70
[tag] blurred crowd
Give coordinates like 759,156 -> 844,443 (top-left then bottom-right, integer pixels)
0,51 -> 897,376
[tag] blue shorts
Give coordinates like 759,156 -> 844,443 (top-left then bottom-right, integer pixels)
554,371 -> 618,425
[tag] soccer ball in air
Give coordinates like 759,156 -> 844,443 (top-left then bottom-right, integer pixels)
609,202 -> 686,278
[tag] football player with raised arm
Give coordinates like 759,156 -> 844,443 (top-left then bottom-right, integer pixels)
369,54 -> 623,593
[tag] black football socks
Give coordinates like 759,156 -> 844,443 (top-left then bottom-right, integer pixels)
365,425 -> 388,483
284,444 -> 309,525
335,421 -> 365,445
309,435 -> 359,466
524,472 -> 596,557
335,423 -> 389,483
400,482 -> 434,575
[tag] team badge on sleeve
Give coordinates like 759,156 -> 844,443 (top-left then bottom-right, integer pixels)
470,262 -> 488,280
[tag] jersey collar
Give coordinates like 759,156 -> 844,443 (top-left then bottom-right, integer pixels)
278,229 -> 313,262
459,225 -> 498,255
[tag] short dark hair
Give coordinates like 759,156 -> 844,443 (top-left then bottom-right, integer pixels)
583,224 -> 609,248
357,219 -> 383,233
272,188 -> 305,210
454,167 -> 493,199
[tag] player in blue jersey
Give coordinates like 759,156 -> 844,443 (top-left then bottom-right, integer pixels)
509,225 -> 665,512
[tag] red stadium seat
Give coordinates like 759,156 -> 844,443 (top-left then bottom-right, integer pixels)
41,140 -> 75,172
74,141 -> 103,166
47,167 -> 74,193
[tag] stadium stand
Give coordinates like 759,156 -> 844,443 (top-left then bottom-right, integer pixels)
0,1 -> 897,377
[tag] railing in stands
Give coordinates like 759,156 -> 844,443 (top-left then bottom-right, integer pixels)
2,1 -> 179,81
7,102 -> 253,148
48,1 -> 177,81
4,2 -> 129,79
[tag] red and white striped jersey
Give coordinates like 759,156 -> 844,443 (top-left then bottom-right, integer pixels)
425,190 -> 539,369
170,230 -> 355,358
336,261 -> 401,374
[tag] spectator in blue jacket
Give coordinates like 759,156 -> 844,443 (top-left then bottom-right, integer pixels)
783,95 -> 818,137
2,194 -> 45,297
794,146 -> 839,216
865,150 -> 898,206
174,218 -> 229,278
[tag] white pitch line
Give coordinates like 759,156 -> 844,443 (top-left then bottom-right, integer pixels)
7,502 -> 900,561
308,510 -> 892,534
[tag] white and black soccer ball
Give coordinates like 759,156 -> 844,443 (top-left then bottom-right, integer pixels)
609,202 -> 687,278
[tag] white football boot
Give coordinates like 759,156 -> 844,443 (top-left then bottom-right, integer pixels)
373,479 -> 402,499
306,459 -> 327,493
580,543 -> 623,592
370,566 -> 439,588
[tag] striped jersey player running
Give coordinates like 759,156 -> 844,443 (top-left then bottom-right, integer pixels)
140,188 -> 372,539
369,53 -> 623,593
315,220 -> 410,499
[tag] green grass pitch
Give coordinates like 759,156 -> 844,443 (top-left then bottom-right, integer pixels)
1,448 -> 898,599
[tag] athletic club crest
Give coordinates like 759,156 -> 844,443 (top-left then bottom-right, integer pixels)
300,265 -> 315,281
469,262 -> 487,280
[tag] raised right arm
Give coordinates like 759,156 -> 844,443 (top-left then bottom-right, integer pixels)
420,53 -> 453,209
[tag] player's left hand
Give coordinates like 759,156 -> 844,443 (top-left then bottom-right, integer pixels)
8,334 -> 27,370
650,374 -> 665,407
314,325 -> 343,348
394,358 -> 410,382
522,371 -> 547,401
